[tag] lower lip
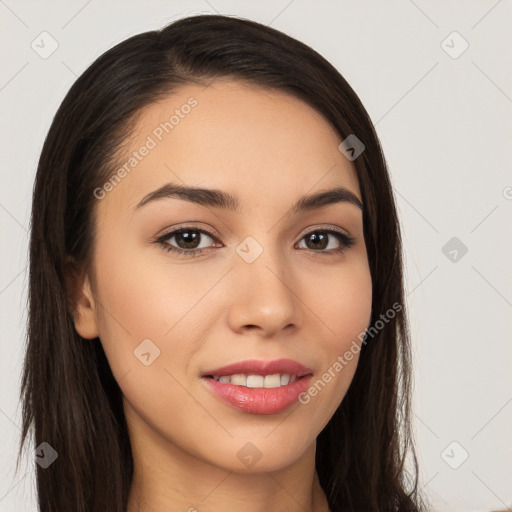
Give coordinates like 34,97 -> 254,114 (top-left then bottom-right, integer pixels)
201,375 -> 313,415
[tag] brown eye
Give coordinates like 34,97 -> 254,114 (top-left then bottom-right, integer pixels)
297,230 -> 355,254
156,227 -> 219,257
167,230 -> 208,250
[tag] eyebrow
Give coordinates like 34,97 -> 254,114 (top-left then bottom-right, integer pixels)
134,183 -> 363,213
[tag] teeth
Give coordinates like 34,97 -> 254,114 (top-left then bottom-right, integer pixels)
246,375 -> 264,388
263,374 -> 281,388
211,373 -> 300,388
230,374 -> 247,386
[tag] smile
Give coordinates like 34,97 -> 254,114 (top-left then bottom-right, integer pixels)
201,359 -> 313,414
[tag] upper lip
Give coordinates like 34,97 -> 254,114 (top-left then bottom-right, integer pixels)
202,358 -> 313,378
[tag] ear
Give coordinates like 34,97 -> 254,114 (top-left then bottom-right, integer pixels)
65,259 -> 100,339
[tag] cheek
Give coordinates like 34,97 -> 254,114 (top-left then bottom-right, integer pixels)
90,243 -> 211,444
300,259 -> 372,411
308,255 -> 372,347
89,235 -> 173,379
92,233 -> 192,332
91,235 -> 228,393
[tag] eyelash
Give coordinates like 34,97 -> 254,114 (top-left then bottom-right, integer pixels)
154,225 -> 356,258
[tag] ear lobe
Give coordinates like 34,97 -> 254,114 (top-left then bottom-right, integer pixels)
65,260 -> 100,340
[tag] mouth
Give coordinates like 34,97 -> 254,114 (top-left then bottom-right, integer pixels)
200,359 -> 313,415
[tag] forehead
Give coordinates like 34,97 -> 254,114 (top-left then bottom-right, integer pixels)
98,80 -> 361,216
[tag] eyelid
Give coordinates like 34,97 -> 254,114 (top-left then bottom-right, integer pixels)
297,223 -> 351,239
156,223 -> 219,241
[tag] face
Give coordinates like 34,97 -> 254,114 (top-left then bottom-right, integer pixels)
74,80 -> 372,473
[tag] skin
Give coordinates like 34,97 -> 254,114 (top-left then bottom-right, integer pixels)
72,80 -> 372,512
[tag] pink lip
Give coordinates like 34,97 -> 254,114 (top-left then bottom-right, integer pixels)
201,358 -> 313,415
202,358 -> 312,378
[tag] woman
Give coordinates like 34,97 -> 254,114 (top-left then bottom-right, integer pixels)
18,14 -> 429,512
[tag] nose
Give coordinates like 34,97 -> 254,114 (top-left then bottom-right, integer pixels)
226,245 -> 302,338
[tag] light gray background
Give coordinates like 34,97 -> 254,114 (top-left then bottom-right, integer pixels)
1,1 -> 511,511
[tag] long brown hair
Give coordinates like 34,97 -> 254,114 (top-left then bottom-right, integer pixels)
18,14 -> 429,511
